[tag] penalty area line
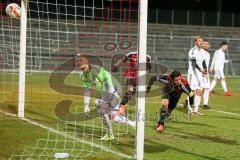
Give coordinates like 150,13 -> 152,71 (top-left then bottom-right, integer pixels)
149,102 -> 240,117
177,103 -> 240,117
208,109 -> 240,117
0,109 -> 134,159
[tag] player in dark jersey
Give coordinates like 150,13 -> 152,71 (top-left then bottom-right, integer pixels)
111,51 -> 151,113
146,71 -> 194,133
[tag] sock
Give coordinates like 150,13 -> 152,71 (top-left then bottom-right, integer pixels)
186,97 -> 193,112
158,108 -> 167,123
209,79 -> 217,91
221,80 -> 228,92
193,95 -> 201,112
102,114 -> 113,135
203,89 -> 209,105
120,91 -> 135,105
84,89 -> 90,111
189,95 -> 194,106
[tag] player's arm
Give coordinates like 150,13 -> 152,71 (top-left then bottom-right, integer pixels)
146,75 -> 170,93
146,75 -> 157,93
191,58 -> 206,74
83,88 -> 91,113
111,56 -> 127,72
180,80 -> 194,106
202,60 -> 208,76
146,55 -> 152,71
202,60 -> 207,71
224,55 -> 232,63
224,59 -> 232,63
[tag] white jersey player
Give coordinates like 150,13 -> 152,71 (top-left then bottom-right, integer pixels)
209,41 -> 232,96
187,36 -> 207,115
201,40 -> 211,109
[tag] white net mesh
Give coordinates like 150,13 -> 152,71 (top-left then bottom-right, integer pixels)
1,0 -> 139,159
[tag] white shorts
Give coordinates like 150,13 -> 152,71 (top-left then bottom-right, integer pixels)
214,68 -> 225,79
188,71 -> 204,90
96,91 -> 120,117
203,74 -> 210,89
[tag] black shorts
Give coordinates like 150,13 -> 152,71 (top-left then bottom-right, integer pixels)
161,94 -> 180,110
161,84 -> 181,110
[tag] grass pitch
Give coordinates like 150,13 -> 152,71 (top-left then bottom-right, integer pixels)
0,72 -> 240,160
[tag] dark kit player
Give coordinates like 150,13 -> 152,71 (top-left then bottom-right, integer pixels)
146,71 -> 194,133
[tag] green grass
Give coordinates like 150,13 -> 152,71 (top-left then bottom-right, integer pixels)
0,72 -> 240,159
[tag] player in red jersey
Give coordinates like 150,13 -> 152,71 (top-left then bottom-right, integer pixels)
146,71 -> 194,133
112,51 -> 152,113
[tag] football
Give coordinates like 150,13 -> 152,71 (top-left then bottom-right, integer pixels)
5,3 -> 21,18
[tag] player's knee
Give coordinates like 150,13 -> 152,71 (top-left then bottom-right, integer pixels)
196,89 -> 203,96
127,85 -> 135,92
97,108 -> 107,115
162,99 -> 169,108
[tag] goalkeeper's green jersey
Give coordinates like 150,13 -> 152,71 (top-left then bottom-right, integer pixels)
79,65 -> 114,92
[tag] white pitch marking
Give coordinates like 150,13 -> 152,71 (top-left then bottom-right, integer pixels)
148,102 -> 240,117
0,109 -> 134,159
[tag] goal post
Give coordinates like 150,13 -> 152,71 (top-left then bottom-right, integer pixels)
136,0 -> 148,159
1,0 -> 149,159
18,0 -> 28,118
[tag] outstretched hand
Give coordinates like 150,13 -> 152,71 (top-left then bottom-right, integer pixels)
111,66 -> 118,72
146,86 -> 151,94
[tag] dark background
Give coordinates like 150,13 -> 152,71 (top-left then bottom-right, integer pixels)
1,0 -> 240,26
2,0 -> 240,13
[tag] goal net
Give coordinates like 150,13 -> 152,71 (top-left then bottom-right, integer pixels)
1,0 -> 142,159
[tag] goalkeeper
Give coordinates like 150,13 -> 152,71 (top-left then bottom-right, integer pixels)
146,71 -> 194,133
76,53 -> 135,141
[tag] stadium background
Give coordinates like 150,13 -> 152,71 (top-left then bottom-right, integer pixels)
0,0 -> 240,159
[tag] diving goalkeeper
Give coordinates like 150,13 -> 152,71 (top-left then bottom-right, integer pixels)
76,53 -> 135,141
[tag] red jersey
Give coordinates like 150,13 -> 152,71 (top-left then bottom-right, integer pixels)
123,52 -> 151,79
156,74 -> 191,97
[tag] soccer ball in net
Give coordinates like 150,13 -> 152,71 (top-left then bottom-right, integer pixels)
5,3 -> 21,18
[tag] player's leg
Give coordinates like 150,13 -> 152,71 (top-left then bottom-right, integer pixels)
83,88 -> 91,113
111,112 -> 136,129
100,113 -> 114,141
109,91 -> 136,129
219,70 -> 232,96
156,98 -> 169,133
202,76 -> 210,109
193,72 -> 204,115
184,73 -> 195,113
96,95 -> 114,141
119,79 -> 136,114
209,69 -> 219,92
156,91 -> 171,133
167,97 -> 179,121
193,89 -> 204,115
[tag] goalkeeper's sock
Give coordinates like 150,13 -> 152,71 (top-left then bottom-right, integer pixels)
84,89 -> 90,112
158,108 -> 167,123
102,114 -> 113,135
